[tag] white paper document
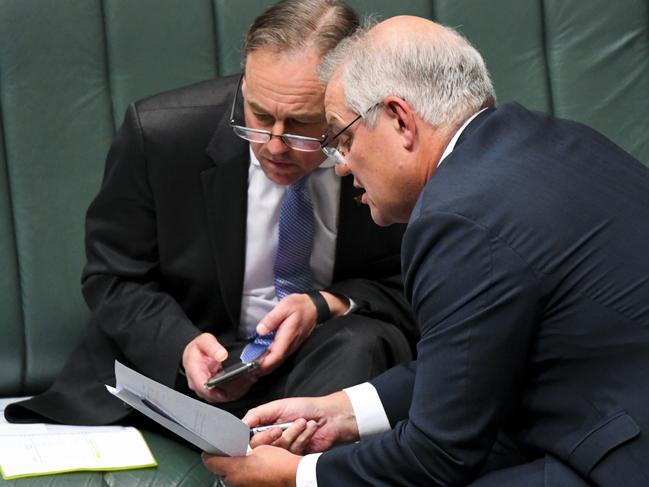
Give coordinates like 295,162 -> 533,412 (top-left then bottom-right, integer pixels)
107,361 -> 249,457
0,398 -> 156,480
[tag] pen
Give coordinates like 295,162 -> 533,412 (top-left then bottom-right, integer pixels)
141,398 -> 178,424
249,422 -> 294,435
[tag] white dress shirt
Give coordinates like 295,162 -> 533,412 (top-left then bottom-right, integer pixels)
296,108 -> 486,486
238,148 -> 341,337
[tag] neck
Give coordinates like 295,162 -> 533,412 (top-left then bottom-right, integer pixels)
419,124 -> 456,182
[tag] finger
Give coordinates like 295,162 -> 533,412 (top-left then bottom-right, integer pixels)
242,399 -> 293,428
257,347 -> 285,374
288,420 -> 318,454
186,365 -> 217,395
188,359 -> 223,391
201,452 -> 239,476
256,308 -> 289,337
204,372 -> 258,403
202,386 -> 230,403
249,427 -> 283,448
184,334 -> 227,380
242,409 -> 259,427
196,334 -> 228,363
260,315 -> 302,372
271,418 -> 308,450
256,293 -> 304,335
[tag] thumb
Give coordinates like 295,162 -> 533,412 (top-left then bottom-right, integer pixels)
242,400 -> 285,427
242,409 -> 259,427
196,333 -> 228,362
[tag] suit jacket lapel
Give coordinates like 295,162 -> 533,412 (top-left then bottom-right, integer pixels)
201,109 -> 249,328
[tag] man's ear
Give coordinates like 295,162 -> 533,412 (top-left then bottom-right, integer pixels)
384,96 -> 417,150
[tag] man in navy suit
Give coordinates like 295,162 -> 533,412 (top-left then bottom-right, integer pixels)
203,15 -> 649,487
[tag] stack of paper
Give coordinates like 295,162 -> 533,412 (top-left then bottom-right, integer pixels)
0,398 -> 156,480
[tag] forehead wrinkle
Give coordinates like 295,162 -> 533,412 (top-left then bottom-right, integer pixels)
247,98 -> 323,122
245,80 -> 324,121
246,79 -> 323,103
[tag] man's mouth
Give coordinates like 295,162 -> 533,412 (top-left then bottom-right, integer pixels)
353,189 -> 368,205
264,157 -> 292,166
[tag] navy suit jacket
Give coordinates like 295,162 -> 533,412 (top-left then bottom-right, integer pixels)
317,103 -> 649,486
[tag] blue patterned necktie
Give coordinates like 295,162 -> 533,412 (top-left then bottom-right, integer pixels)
240,175 -> 314,363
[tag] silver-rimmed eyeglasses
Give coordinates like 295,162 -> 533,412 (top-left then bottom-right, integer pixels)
229,75 -> 325,152
320,103 -> 381,165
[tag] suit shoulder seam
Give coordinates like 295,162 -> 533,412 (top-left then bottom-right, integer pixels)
413,209 -> 544,283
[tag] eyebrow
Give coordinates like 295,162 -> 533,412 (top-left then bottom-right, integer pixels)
247,100 -> 324,124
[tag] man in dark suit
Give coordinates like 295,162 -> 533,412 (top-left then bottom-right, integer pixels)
5,0 -> 415,426
203,16 -> 649,487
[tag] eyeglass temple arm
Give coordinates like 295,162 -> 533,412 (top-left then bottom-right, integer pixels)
230,74 -> 245,124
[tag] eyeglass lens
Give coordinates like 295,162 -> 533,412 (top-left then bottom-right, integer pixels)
232,126 -> 323,152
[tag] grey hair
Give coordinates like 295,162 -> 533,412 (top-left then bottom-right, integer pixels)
242,0 -> 358,71
317,17 -> 377,83
324,23 -> 496,129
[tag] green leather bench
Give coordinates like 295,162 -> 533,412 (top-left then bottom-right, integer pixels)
1,0 -> 647,485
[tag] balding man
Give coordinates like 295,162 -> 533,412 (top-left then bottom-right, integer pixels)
204,15 -> 649,487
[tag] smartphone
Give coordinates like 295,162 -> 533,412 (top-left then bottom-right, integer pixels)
204,360 -> 259,389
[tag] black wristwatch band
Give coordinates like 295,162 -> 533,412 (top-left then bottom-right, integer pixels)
306,290 -> 332,324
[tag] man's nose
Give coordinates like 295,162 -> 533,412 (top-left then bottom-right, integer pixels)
265,134 -> 290,154
265,122 -> 290,154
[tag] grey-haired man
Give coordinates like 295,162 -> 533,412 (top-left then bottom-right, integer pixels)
205,15 -> 649,487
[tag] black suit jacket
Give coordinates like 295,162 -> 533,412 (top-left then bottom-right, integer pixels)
6,75 -> 415,425
317,103 -> 649,486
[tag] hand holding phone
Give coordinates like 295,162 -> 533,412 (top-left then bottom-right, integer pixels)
203,360 -> 260,389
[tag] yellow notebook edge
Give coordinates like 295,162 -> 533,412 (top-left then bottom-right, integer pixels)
1,461 -> 158,481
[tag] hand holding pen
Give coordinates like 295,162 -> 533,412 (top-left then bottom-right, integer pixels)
248,418 -> 320,453
249,422 -> 294,436
244,391 -> 357,454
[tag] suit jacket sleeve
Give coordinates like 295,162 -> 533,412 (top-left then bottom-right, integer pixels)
81,103 -> 201,387
317,211 -> 542,486
369,360 -> 417,427
325,273 -> 415,344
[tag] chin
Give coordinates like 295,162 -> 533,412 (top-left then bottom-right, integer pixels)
261,167 -> 302,186
369,207 -> 393,227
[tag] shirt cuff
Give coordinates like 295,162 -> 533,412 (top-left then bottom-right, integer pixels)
343,382 -> 391,438
296,453 -> 322,487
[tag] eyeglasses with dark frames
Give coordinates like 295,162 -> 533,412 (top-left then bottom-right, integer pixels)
229,74 -> 325,152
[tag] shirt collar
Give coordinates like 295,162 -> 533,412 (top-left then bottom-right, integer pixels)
438,108 -> 488,167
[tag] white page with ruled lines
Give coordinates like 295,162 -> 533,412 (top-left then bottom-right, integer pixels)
0,399 -> 155,480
